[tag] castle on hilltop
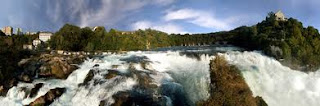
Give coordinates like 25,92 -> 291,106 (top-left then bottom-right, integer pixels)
275,11 -> 287,21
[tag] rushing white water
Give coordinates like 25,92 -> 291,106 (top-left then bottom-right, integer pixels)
223,51 -> 320,106
1,46 -> 320,106
0,50 -> 215,106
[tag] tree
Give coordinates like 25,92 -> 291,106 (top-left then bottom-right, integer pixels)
50,24 -> 84,51
0,30 -> 5,36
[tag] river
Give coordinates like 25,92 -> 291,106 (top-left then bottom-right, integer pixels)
0,45 -> 319,106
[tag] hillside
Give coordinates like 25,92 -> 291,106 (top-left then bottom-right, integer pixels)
47,12 -> 320,71
227,12 -> 320,71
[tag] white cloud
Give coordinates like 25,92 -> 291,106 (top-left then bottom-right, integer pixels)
78,0 -> 147,27
132,21 -> 152,30
152,0 -> 176,6
164,8 -> 232,31
44,0 -> 176,28
132,20 -> 187,34
164,9 -> 200,21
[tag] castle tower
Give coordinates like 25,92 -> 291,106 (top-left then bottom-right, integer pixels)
275,11 -> 287,21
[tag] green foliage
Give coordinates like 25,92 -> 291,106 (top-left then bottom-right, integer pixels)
50,24 -> 86,51
0,35 -> 36,85
49,26 -> 173,51
47,12 -> 320,71
227,12 -> 320,71
0,30 -> 5,36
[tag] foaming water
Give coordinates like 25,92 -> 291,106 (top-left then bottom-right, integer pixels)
144,52 -> 211,104
3,46 -> 319,106
0,50 -> 216,106
223,51 -> 320,106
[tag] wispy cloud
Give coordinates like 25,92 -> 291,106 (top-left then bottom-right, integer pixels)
45,0 -> 146,27
42,0 -> 177,28
131,8 -> 241,34
132,20 -> 187,34
164,9 -> 246,30
153,0 -> 176,6
1,0 -> 319,33
164,8 -> 233,31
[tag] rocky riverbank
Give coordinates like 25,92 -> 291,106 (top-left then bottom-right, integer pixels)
18,54 -> 86,80
197,55 -> 268,106
0,51 -> 269,106
0,53 -> 86,96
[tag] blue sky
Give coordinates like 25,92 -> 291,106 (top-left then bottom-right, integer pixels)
0,0 -> 319,34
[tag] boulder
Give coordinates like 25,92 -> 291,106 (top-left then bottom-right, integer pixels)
110,91 -> 166,106
50,59 -> 77,79
105,70 -> 121,79
109,92 -> 130,106
0,79 -> 17,96
29,88 -> 66,106
0,86 -> 4,96
29,83 -> 44,98
80,69 -> 95,86
108,68 -> 167,106
19,54 -> 86,80
18,73 -> 32,82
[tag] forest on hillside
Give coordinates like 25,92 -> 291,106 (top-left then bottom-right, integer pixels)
0,12 -> 320,81
47,12 -> 320,71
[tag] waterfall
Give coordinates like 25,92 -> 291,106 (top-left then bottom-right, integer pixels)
0,51 -> 214,106
1,47 -> 318,106
223,51 -> 320,106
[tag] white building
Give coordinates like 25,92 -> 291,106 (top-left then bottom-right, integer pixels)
39,32 -> 53,42
1,26 -> 13,36
23,44 -> 33,50
275,11 -> 287,21
33,39 -> 42,48
26,32 -> 38,35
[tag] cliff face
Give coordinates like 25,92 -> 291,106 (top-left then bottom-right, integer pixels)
197,55 -> 267,106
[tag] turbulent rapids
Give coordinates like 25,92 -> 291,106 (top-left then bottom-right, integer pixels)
222,51 -> 320,106
0,46 -> 320,106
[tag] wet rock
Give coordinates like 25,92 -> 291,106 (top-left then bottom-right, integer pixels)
50,60 -> 77,79
19,54 -> 86,80
110,92 -> 130,106
160,83 -> 190,106
19,59 -> 40,78
8,79 -> 18,89
18,73 -> 32,82
0,86 -> 5,96
0,79 -> 17,96
111,65 -> 119,69
39,64 -> 52,77
256,96 -> 268,106
105,70 -> 121,79
30,96 -> 46,106
29,88 -> 66,106
29,83 -> 44,98
68,55 -> 86,64
120,55 -> 148,63
109,68 -> 169,106
93,64 -> 99,68
99,100 -> 107,106
111,91 -> 165,106
140,62 -> 149,70
81,69 -> 95,85
135,72 -> 157,89
197,55 -> 268,106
